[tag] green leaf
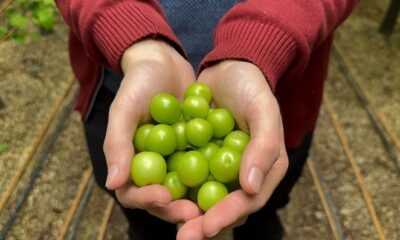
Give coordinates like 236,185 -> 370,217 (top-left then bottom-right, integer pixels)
13,34 -> 26,44
0,143 -> 7,153
0,26 -> 8,38
10,14 -> 28,29
34,8 -> 55,31
30,32 -> 40,40
42,0 -> 55,6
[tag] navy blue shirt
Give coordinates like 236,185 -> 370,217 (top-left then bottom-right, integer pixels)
103,0 -> 240,93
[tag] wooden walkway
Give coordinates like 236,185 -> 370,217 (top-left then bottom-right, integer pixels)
0,0 -> 399,239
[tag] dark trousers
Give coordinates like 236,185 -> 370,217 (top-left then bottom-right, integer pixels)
84,86 -> 313,240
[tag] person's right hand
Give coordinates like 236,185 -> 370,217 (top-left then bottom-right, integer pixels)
103,39 -> 201,223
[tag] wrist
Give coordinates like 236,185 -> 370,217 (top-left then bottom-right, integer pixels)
204,60 -> 270,83
200,59 -> 274,97
121,39 -> 178,74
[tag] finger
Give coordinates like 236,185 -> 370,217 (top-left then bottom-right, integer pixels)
202,154 -> 287,237
103,79 -> 145,190
176,216 -> 205,240
201,190 -> 254,237
115,184 -> 171,209
147,199 -> 202,223
232,216 -> 248,228
199,62 -> 283,194
203,217 -> 247,239
239,96 -> 283,194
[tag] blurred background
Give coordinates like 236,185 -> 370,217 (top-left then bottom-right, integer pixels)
0,0 -> 399,239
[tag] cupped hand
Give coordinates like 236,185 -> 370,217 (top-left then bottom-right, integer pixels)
103,39 -> 201,223
177,60 -> 289,239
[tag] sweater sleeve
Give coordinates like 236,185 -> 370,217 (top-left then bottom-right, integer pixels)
200,0 -> 360,91
55,0 -> 184,74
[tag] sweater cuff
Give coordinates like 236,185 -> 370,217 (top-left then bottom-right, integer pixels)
200,20 -> 297,91
91,1 -> 184,75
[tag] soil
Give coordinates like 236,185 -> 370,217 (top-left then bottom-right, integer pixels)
321,58 -> 400,239
0,0 -> 399,239
0,19 -> 72,198
4,111 -> 91,239
333,0 -> 400,138
75,185 -> 123,240
278,166 -> 332,240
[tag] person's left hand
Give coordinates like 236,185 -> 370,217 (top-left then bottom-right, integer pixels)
177,60 -> 289,239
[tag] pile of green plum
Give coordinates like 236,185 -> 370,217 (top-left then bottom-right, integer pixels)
131,82 -> 249,212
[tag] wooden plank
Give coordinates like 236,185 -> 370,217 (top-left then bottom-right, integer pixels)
323,94 -> 386,240
97,199 -> 115,240
307,158 -> 345,240
57,167 -> 94,240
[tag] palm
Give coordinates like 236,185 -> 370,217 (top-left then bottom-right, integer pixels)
116,55 -> 195,123
199,60 -> 277,132
177,60 -> 289,239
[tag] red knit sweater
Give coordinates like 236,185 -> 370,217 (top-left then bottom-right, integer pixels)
55,0 -> 359,148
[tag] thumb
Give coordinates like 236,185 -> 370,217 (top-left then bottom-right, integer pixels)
239,100 -> 283,194
103,93 -> 141,190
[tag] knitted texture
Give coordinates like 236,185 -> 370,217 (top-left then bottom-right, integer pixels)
159,0 -> 240,71
56,0 -> 360,147
102,0 -> 241,93
201,0 -> 360,90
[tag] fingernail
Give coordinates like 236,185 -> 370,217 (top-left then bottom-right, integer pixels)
154,202 -> 168,208
206,230 -> 219,238
248,167 -> 264,193
106,165 -> 118,188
